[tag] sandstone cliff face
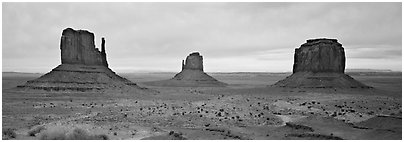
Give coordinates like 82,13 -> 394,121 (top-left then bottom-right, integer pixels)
182,52 -> 203,71
274,38 -> 371,89
293,38 -> 345,73
60,28 -> 108,67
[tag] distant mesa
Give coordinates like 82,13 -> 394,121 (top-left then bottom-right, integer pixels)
273,38 -> 372,89
182,52 -> 204,71
144,52 -> 227,87
15,28 -> 150,93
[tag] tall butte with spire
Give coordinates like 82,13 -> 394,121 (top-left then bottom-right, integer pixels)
145,52 -> 226,87
16,28 -> 150,93
273,38 -> 372,89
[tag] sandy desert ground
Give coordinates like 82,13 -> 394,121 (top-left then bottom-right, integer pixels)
2,71 -> 402,140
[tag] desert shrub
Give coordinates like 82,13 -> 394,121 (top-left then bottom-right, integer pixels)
151,126 -> 163,132
93,134 -> 109,140
285,122 -> 314,132
168,131 -> 186,140
66,128 -> 107,140
27,118 -> 42,129
39,127 -> 68,140
2,128 -> 16,140
286,133 -> 343,140
66,128 -> 90,140
27,125 -> 46,136
39,127 -> 108,140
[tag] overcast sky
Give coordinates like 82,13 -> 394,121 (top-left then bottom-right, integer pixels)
2,2 -> 402,73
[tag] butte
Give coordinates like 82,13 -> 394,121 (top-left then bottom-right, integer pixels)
15,28 -> 150,93
144,52 -> 227,87
273,38 -> 372,89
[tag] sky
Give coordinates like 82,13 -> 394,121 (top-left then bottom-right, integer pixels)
2,2 -> 402,73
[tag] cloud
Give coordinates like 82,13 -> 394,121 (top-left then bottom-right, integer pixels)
2,2 -> 402,72
346,45 -> 402,59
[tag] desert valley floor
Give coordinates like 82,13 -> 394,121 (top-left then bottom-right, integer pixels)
2,71 -> 402,140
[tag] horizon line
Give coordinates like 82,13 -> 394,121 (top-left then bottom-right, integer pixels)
2,68 -> 400,74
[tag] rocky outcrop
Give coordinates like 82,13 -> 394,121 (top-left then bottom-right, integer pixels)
16,28 -> 151,93
273,38 -> 371,89
144,52 -> 226,87
182,52 -> 203,71
60,28 -> 108,67
293,38 -> 345,73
